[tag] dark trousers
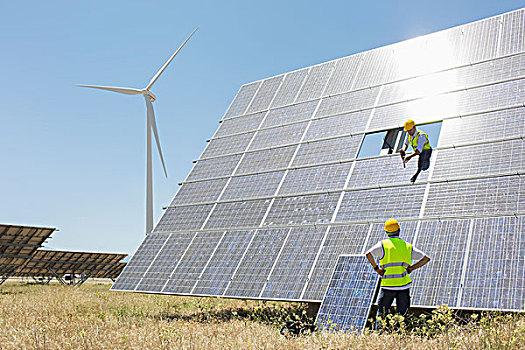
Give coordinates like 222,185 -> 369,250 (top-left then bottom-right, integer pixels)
411,148 -> 432,181
376,288 -> 410,327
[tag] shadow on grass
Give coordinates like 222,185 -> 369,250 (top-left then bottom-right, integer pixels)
156,303 -> 312,326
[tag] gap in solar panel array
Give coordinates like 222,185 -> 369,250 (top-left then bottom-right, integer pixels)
113,8 -> 525,312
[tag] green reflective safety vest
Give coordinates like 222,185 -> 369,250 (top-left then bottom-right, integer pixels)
408,129 -> 431,151
379,238 -> 412,287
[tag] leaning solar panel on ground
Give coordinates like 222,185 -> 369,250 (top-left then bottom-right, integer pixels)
316,255 -> 379,333
112,8 -> 525,314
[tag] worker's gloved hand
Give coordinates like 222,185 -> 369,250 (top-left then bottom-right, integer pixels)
406,266 -> 413,274
377,268 -> 385,276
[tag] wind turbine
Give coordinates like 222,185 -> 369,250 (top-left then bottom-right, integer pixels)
78,28 -> 198,234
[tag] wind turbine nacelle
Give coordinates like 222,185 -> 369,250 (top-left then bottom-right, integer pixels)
144,90 -> 157,102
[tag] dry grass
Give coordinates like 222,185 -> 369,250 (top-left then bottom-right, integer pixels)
0,282 -> 523,349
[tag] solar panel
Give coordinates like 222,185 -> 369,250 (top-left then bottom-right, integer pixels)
0,224 -> 55,285
223,82 -> 260,119
201,132 -> 255,158
192,229 -> 256,296
316,255 -> 379,333
269,69 -> 309,108
19,250 -> 127,285
114,8 -> 525,313
263,100 -> 317,128
460,216 -> 525,310
411,219 -> 471,307
295,62 -> 335,102
260,226 -> 326,300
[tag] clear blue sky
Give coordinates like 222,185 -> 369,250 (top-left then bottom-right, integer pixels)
0,1 -> 522,255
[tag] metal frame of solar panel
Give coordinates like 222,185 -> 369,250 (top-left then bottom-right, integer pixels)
113,8 -> 525,313
16,250 -> 127,286
0,224 -> 55,286
316,255 -> 379,333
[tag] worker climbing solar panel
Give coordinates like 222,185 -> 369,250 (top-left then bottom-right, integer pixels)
316,255 -> 379,332
112,8 -> 525,314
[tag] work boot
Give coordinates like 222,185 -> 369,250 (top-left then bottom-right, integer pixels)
410,174 -> 417,183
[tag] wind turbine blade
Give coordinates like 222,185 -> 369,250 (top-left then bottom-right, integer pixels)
144,96 -> 168,178
146,28 -> 198,90
76,85 -> 142,95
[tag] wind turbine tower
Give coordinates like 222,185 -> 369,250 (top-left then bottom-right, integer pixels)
78,28 -> 198,234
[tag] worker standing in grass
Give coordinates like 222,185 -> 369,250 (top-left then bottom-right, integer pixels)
398,119 -> 432,183
365,219 -> 430,328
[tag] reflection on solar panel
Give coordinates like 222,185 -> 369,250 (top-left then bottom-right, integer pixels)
316,255 -> 379,333
113,8 -> 525,313
15,250 -> 127,286
0,224 -> 55,285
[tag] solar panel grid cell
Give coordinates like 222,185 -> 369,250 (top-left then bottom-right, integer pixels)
220,171 -> 285,201
224,228 -> 290,298
323,54 -> 362,96
170,178 -> 229,206
336,186 -> 426,222
223,82 -> 260,119
215,112 -> 266,138
270,69 -> 309,108
316,87 -> 380,118
292,135 -> 362,167
204,199 -> 272,229
263,192 -> 340,227
278,163 -> 352,195
500,10 -> 525,56
261,226 -> 327,299
186,154 -> 242,181
193,230 -> 256,296
235,145 -> 296,175
154,205 -> 214,232
162,231 -> 224,294
432,139 -> 525,180
411,219 -> 471,307
461,216 -> 525,310
248,121 -> 309,151
437,108 -> 525,147
296,62 -> 335,102
262,100 -> 318,128
112,234 -> 168,291
246,76 -> 284,114
424,175 -> 524,218
201,132 -> 255,159
135,232 -> 196,292
304,110 -> 370,141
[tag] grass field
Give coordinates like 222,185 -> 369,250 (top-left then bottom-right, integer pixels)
0,282 -> 523,349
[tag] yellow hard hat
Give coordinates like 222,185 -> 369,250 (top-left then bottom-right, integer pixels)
404,119 -> 415,131
385,219 -> 400,233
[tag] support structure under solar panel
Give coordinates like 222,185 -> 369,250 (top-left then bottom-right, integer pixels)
0,224 -> 55,286
316,255 -> 379,333
113,8 -> 525,314
15,250 -> 127,286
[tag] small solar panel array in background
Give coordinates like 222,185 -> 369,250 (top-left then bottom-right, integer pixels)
113,8 -> 525,313
316,255 -> 379,333
0,224 -> 55,280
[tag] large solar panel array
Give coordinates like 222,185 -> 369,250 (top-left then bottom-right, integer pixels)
0,224 -> 55,285
316,255 -> 379,333
113,8 -> 525,312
